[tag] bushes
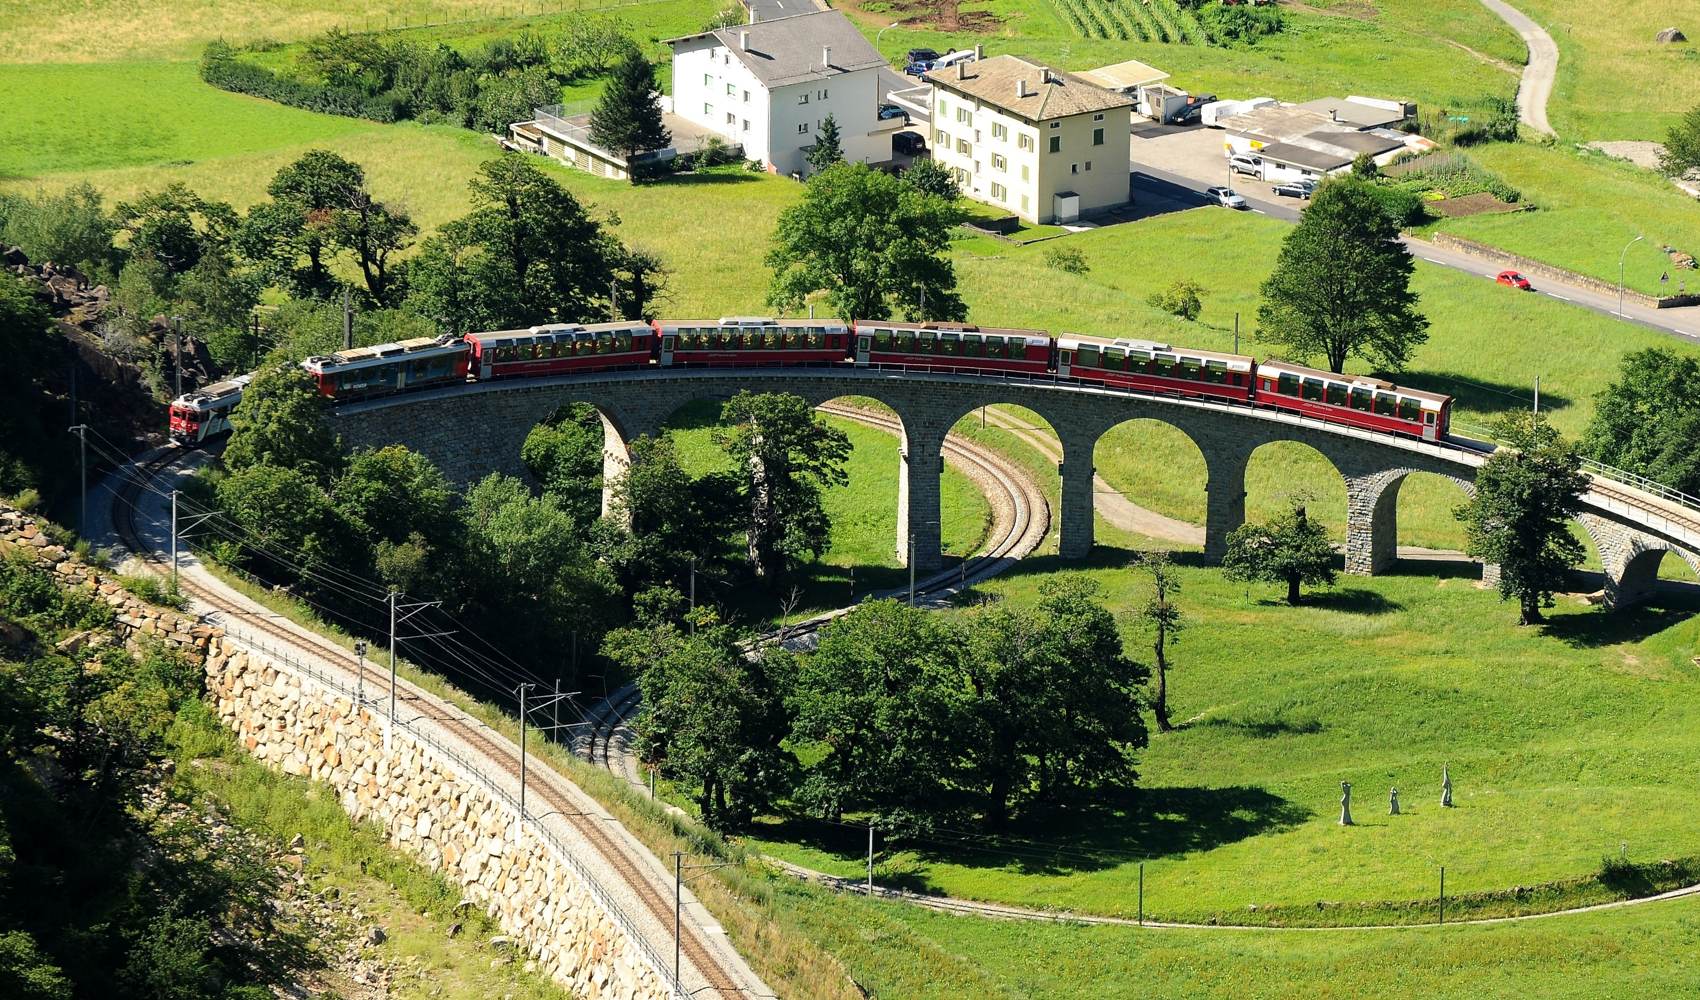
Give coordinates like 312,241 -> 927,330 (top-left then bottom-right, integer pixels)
1386,151 -> 1523,203
200,41 -> 399,122
1201,2 -> 1285,43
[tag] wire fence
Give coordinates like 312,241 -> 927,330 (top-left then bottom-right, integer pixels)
219,629 -> 691,1000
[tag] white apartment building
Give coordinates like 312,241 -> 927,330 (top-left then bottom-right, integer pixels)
668,10 -> 890,177
926,55 -> 1134,224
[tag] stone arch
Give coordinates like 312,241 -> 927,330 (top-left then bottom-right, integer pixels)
1243,437 -> 1350,557
1089,417 -> 1210,550
1350,468 -> 1477,576
931,398 -> 1071,559
1578,512 -> 1700,608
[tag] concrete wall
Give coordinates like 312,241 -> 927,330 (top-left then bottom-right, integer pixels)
769,74 -> 885,176
673,38 -> 770,164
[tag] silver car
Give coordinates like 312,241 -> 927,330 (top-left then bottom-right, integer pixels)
1205,186 -> 1249,209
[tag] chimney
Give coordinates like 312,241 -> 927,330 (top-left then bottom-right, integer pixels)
1015,78 -> 1029,99
747,6 -> 756,23
974,44 -> 983,59
1330,108 -> 1339,122
1040,67 -> 1052,84
822,44 -> 832,68
956,60 -> 966,81
740,30 -> 750,51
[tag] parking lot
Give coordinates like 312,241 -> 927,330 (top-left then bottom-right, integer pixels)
1128,121 -> 1307,214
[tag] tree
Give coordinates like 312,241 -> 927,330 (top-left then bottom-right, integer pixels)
333,186 -> 416,306
790,599 -> 965,829
595,432 -> 739,591
1456,413 -> 1588,624
0,277 -> 59,496
611,244 -> 670,320
900,157 -> 959,200
806,114 -> 844,173
766,162 -> 966,322
1582,348 -> 1700,496
1658,104 -> 1700,178
521,403 -> 606,528
1132,551 -> 1184,732
1350,151 -> 1379,180
1147,279 -> 1204,320
1256,178 -> 1429,373
215,464 -> 348,582
331,445 -> 458,586
607,602 -> 794,827
587,50 -> 669,178
1222,501 -> 1337,605
116,184 -> 239,283
407,155 -> 622,331
0,183 -> 118,278
174,248 -> 262,370
716,392 -> 851,580
222,364 -> 343,484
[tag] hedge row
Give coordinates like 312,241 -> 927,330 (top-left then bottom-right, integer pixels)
200,41 -> 401,123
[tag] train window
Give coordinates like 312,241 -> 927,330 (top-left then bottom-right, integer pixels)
986,337 -> 1005,358
964,338 -> 984,357
1350,387 -> 1373,411
616,333 -> 631,350
1204,363 -> 1226,384
1375,392 -> 1397,415
1324,383 -> 1347,406
1424,411 -> 1435,424
1301,378 -> 1325,401
1078,344 -> 1099,367
1277,373 -> 1300,396
807,333 -> 822,347
875,330 -> 893,348
1397,398 -> 1420,420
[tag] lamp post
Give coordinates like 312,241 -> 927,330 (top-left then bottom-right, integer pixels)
1618,235 -> 1644,315
876,20 -> 904,46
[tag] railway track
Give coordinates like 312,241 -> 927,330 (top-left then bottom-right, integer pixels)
108,452 -> 747,999
578,401 -> 1052,794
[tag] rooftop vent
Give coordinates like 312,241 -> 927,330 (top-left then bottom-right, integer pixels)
740,30 -> 750,51
822,45 -> 832,68
1016,78 -> 1029,98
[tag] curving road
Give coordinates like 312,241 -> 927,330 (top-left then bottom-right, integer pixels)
1476,0 -> 1558,135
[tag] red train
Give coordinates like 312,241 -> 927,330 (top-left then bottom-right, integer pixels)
170,317 -> 1453,445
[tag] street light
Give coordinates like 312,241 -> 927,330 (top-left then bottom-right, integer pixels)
876,20 -> 904,46
1618,235 -> 1644,315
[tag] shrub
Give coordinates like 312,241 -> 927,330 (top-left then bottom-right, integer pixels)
1365,184 -> 1430,228
1201,2 -> 1284,43
1147,278 -> 1204,319
1045,245 -> 1091,276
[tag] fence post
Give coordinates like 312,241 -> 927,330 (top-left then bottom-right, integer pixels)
1138,862 -> 1144,926
1439,866 -> 1445,925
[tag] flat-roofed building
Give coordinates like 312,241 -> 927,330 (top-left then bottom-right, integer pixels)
925,54 -> 1133,224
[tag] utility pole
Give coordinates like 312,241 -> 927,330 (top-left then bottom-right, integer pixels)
867,823 -> 874,896
1533,375 -> 1540,416
516,682 -> 534,837
552,677 -> 560,745
354,639 -> 368,706
673,852 -> 683,983
341,286 -> 354,349
388,590 -> 397,748
68,425 -> 89,533
167,491 -> 215,594
386,590 -> 446,750
1234,312 -> 1240,354
1618,235 -> 1644,315
171,316 -> 184,401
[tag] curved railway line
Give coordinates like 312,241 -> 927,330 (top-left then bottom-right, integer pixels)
108,450 -> 749,1000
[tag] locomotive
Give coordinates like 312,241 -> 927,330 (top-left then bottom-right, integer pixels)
170,316 -> 1452,445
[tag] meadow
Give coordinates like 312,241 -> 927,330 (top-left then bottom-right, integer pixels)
744,545 -> 1700,923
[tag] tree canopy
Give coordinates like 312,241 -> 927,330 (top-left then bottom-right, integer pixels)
715,391 -> 851,580
587,50 -> 669,174
1659,104 -> 1700,178
1256,178 -> 1429,373
1222,501 -> 1337,605
1457,414 -> 1588,624
222,364 -> 342,484
1581,348 -> 1700,497
765,162 -> 966,322
805,114 -> 844,173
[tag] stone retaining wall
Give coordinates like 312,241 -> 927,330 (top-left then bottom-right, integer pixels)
1427,233 -> 1700,309
203,643 -> 671,1000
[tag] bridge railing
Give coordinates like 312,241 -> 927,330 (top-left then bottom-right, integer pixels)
1581,458 -> 1700,514
221,630 -> 691,1000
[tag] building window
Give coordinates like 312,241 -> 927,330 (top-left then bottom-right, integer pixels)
705,103 -> 713,115
992,122 -> 1007,140
1049,136 -> 1061,153
799,93 -> 809,105
938,99 -> 947,116
957,138 -> 971,155
991,182 -> 1007,200
1021,194 -> 1029,211
1021,164 -> 1029,181
1071,163 -> 1079,175
957,107 -> 969,123
743,119 -> 750,132
727,112 -> 736,125
743,90 -> 750,102
1093,112 -> 1105,122
1050,121 -> 1061,129
819,88 -> 829,99
1018,134 -> 1034,151
1093,127 -> 1104,146
798,122 -> 810,133
704,73 -> 712,86
936,129 -> 949,146
726,83 -> 735,96
1085,160 -> 1093,171
992,153 -> 1006,171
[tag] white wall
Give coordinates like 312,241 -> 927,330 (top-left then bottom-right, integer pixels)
672,37 -> 770,164
768,71 -> 885,176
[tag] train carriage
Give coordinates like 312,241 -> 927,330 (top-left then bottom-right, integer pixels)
853,322 -> 1052,375
466,321 -> 653,380
1057,336 -> 1254,402
302,335 -> 469,401
1254,360 -> 1451,441
169,374 -> 253,446
656,317 -> 849,366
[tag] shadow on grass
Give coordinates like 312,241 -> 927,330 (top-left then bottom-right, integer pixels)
1393,371 -> 1572,422
1295,587 -> 1404,614
1386,556 -> 1482,581
652,168 -> 765,187
759,784 -> 1309,887
1540,590 -> 1700,648
1195,714 -> 1324,738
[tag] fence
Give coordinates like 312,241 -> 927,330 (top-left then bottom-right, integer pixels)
222,630 -> 690,1000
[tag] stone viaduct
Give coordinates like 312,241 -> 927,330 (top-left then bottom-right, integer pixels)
331,368 -> 1700,608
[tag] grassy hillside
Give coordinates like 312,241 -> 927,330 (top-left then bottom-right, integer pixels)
1512,0 -> 1699,141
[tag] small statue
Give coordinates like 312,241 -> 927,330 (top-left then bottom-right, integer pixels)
1441,765 -> 1454,808
1339,780 -> 1354,826
1389,787 -> 1400,815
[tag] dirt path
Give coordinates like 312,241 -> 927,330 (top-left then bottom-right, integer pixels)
1476,0 -> 1558,134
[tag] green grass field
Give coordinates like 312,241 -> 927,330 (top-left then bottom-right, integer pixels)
1425,143 -> 1700,295
1511,0 -> 1699,141
745,547 -> 1700,922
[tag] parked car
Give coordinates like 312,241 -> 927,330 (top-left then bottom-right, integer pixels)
1496,270 -> 1533,290
878,103 -> 909,123
1205,186 -> 1248,209
904,59 -> 934,77
907,47 -> 940,64
893,131 -> 927,156
1228,154 -> 1262,178
1273,180 -> 1317,199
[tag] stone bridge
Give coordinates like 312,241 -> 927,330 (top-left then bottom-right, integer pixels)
330,368 -> 1700,609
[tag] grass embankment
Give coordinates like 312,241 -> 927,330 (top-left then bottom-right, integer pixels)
745,546 -> 1700,923
1511,0 -> 1698,141
1425,143 -> 1700,295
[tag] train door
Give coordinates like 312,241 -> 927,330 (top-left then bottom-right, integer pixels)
854,332 -> 871,364
660,334 -> 675,365
1421,411 -> 1437,442
1057,348 -> 1074,378
478,346 -> 493,381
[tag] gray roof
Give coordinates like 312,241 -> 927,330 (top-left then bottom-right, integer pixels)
1293,97 -> 1410,129
926,54 -> 1133,121
668,10 -> 885,88
1304,129 -> 1404,156
1256,142 -> 1352,171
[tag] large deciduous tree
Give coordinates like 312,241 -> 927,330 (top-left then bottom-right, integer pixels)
765,162 -> 966,322
115,184 -> 240,281
1581,348 -> 1700,497
1222,501 -> 1337,605
1256,178 -> 1429,373
587,50 -> 669,179
595,432 -> 739,592
1131,551 -> 1184,732
331,445 -> 459,593
715,391 -> 851,580
222,364 -> 343,484
1456,414 -> 1588,625
521,403 -> 607,529
408,154 -> 621,331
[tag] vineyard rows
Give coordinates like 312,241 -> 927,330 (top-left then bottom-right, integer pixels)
1046,0 -> 1216,44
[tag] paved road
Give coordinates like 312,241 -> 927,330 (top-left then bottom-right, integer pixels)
1477,0 -> 1559,135
1129,166 -> 1700,345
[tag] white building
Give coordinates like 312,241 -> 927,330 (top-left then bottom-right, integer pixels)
667,10 -> 893,177
926,55 -> 1134,224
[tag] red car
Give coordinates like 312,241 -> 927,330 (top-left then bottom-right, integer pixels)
1496,269 -> 1533,290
